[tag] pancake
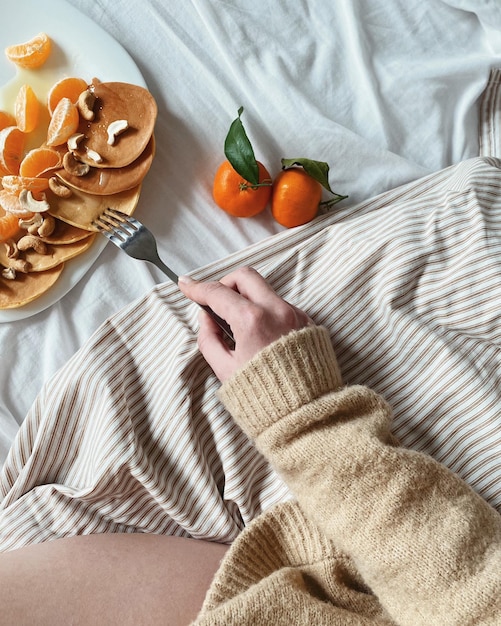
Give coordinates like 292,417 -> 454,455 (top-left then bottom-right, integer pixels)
55,136 -> 154,196
0,78 -> 157,309
74,80 -> 157,168
48,184 -> 141,231
0,263 -> 64,309
0,234 -> 96,272
40,220 -> 91,244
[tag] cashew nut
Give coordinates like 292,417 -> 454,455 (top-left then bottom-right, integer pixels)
107,119 -> 129,145
77,90 -> 96,121
67,133 -> 85,152
85,148 -> 103,164
19,212 -> 44,234
19,190 -> 50,213
9,258 -> 31,273
49,176 -> 72,198
1,267 -> 16,280
17,235 -> 48,255
63,151 -> 90,177
4,240 -> 19,259
37,215 -> 56,238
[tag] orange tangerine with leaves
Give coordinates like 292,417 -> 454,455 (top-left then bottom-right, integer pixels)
0,126 -> 25,175
5,32 -> 51,69
14,84 -> 40,133
213,160 -> 272,218
46,97 -> 80,147
19,147 -> 62,178
271,167 -> 323,228
47,77 -> 88,115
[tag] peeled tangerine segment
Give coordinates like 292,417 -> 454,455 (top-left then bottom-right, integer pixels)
0,111 -> 16,131
1,175 -> 49,196
0,126 -> 25,175
75,81 -> 157,168
0,209 -> 21,241
20,147 -> 63,178
14,84 -> 39,133
5,32 -> 51,69
47,76 -> 88,115
46,98 -> 80,147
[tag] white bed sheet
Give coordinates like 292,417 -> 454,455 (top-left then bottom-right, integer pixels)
0,0 -> 500,464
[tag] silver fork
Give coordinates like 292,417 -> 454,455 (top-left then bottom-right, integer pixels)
93,208 -> 234,344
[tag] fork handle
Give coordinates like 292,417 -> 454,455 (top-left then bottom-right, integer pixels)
199,304 -> 235,346
155,258 -> 235,346
154,258 -> 180,286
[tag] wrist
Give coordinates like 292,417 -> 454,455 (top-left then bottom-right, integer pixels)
218,326 -> 343,439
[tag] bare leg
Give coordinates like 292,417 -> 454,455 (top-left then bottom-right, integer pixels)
0,533 -> 229,625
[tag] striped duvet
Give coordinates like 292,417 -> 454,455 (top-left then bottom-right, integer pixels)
1,69 -> 500,551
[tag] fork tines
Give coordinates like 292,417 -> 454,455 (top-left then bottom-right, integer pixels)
93,209 -> 139,241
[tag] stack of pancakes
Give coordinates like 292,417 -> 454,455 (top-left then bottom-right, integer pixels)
0,79 -> 157,309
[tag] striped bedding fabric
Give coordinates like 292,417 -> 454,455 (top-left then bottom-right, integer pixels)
1,70 -> 501,551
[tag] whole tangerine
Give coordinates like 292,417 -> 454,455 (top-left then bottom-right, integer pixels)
213,160 -> 272,218
271,167 -> 322,228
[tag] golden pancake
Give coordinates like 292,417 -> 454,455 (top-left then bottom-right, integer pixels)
0,78 -> 157,310
0,263 -> 64,309
55,136 -> 154,196
40,220 -> 91,244
75,80 -> 157,168
0,234 -> 96,271
48,184 -> 141,231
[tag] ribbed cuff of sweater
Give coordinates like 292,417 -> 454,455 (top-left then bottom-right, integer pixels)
217,325 -> 343,439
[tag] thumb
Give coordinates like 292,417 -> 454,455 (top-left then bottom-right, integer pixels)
178,274 -> 201,300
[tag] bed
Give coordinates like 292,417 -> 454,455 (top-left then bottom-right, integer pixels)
0,0 -> 500,549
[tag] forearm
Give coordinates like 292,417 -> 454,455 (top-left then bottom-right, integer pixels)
219,326 -> 501,625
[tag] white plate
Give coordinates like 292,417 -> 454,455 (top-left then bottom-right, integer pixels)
0,0 -> 146,322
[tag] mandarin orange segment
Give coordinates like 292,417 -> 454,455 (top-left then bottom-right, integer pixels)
2,175 -> 49,196
0,126 -> 26,175
0,111 -> 16,132
14,84 -> 40,133
20,147 -> 62,178
47,77 -> 88,115
0,210 -> 21,242
0,189 -> 33,217
5,32 -> 51,69
46,97 -> 80,147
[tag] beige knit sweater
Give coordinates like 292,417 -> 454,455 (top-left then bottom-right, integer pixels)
193,326 -> 501,625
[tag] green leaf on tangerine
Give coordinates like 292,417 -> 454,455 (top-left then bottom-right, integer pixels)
224,106 -> 259,186
281,157 -> 334,193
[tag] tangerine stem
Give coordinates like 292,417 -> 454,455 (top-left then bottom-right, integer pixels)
239,179 -> 273,191
319,194 -> 349,208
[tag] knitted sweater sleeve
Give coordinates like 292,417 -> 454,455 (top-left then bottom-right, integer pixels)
217,326 -> 501,626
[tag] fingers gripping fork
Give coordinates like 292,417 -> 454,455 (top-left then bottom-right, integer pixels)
93,209 -> 234,345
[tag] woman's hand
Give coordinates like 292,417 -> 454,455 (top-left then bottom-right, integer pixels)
178,267 -> 313,381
